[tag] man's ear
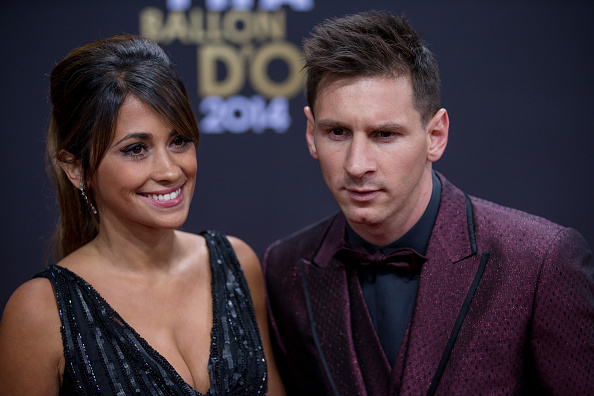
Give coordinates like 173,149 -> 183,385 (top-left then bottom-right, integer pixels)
426,108 -> 449,163
58,150 -> 83,188
304,106 -> 319,160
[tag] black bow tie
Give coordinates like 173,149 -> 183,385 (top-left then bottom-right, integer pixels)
333,243 -> 427,274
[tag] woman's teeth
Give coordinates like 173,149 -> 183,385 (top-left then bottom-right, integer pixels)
149,188 -> 180,201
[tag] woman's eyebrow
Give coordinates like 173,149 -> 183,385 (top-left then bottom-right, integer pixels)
111,132 -> 152,148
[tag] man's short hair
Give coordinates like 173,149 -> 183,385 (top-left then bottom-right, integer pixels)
303,10 -> 441,126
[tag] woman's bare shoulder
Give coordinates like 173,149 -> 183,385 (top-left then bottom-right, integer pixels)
2,276 -> 59,323
0,276 -> 64,393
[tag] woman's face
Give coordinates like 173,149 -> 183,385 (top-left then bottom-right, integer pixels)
91,94 -> 197,233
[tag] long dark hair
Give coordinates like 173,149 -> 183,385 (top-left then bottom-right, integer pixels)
46,34 -> 200,260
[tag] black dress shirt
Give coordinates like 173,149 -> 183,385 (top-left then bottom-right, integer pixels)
345,171 -> 441,366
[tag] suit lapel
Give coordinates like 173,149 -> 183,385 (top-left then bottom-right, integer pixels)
300,213 -> 369,395
393,175 -> 485,393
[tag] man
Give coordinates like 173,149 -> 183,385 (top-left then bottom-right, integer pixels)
263,10 -> 593,395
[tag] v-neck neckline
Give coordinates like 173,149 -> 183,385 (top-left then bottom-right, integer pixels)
51,251 -> 218,395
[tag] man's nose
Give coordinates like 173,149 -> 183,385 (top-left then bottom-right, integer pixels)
344,133 -> 376,178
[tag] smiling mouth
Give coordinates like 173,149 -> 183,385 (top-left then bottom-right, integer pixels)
142,187 -> 181,202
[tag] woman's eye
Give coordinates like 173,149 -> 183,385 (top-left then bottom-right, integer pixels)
120,143 -> 147,157
171,135 -> 193,148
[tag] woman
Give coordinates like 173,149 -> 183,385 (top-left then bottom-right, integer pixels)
0,34 -> 285,395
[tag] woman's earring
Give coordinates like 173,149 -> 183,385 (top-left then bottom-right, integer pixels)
79,182 -> 98,215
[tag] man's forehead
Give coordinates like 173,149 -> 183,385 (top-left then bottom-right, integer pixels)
313,74 -> 415,111
317,73 -> 410,93
311,74 -> 422,128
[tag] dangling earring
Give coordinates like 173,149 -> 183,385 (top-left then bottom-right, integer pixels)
79,182 -> 97,215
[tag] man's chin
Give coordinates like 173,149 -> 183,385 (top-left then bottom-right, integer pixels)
342,208 -> 383,228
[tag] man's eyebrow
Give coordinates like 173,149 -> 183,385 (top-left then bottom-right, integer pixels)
316,119 -> 348,129
316,119 -> 407,131
373,122 -> 407,131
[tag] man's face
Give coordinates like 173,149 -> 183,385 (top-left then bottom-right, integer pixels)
305,75 -> 448,245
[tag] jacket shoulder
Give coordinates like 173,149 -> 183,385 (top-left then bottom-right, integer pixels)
438,173 -> 589,261
468,195 -> 591,264
263,214 -> 338,268
470,195 -> 566,237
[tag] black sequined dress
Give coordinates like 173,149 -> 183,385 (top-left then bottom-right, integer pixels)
34,230 -> 267,395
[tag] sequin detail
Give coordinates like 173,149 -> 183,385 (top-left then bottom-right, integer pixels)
35,230 -> 267,395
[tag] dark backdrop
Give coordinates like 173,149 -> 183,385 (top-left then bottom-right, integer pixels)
1,0 -> 593,311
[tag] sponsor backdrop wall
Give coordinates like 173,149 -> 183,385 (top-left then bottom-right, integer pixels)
1,0 -> 593,310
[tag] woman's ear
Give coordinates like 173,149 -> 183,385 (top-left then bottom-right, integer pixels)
58,150 -> 83,188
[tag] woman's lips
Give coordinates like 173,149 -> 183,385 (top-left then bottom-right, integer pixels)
145,187 -> 181,202
138,186 -> 185,208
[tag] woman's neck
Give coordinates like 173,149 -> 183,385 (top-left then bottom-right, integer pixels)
91,224 -> 183,275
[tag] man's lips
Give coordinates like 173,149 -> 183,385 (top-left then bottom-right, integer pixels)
345,188 -> 380,201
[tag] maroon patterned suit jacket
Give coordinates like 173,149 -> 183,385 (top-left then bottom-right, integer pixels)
263,174 -> 593,395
